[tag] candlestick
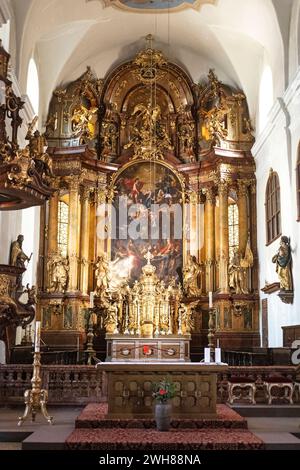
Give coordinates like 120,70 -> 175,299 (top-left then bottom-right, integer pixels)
209,291 -> 213,309
34,321 -> 41,353
90,291 -> 94,309
215,347 -> 221,363
18,352 -> 53,425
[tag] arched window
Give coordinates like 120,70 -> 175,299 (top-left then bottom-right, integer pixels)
57,201 -> 69,257
265,171 -> 281,244
297,146 -> 300,220
26,58 -> 39,115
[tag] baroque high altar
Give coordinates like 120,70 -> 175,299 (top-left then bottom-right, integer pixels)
37,36 -> 259,359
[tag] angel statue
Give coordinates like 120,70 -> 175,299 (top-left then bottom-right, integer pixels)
272,236 -> 293,291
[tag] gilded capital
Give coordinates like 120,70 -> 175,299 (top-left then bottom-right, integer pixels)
204,187 -> 216,205
218,179 -> 229,196
237,180 -> 248,197
80,186 -> 90,202
67,176 -> 80,192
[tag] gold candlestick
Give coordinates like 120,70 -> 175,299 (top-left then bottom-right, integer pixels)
85,314 -> 96,365
207,307 -> 216,350
18,352 -> 53,426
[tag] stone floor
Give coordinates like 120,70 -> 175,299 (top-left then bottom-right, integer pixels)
0,405 -> 299,450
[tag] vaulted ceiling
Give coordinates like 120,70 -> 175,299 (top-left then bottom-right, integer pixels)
7,0 -> 296,129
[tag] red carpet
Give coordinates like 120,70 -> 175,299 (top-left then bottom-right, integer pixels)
75,403 -> 248,429
65,403 -> 264,450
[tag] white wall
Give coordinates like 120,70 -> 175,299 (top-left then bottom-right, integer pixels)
253,68 -> 300,346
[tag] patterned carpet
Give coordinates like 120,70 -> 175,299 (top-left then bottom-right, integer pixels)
75,403 -> 248,429
65,403 -> 264,450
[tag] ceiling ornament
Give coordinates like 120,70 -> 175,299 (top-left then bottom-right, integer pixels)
101,1 -> 216,13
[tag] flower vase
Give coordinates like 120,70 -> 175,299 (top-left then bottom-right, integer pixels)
154,402 -> 172,431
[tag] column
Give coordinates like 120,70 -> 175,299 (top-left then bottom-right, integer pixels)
68,177 -> 80,292
204,187 -> 215,292
47,190 -> 59,256
219,180 -> 229,293
96,186 -> 107,260
80,187 -> 90,294
250,181 -> 258,293
237,180 -> 248,256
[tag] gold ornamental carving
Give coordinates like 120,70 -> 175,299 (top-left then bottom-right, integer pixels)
124,103 -> 173,161
96,250 -> 195,339
133,35 -> 167,84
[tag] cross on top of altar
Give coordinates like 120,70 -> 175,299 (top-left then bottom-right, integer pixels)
144,249 -> 154,265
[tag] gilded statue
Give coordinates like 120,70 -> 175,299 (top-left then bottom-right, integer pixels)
124,102 -> 173,160
105,302 -> 119,334
272,236 -> 293,291
178,303 -> 194,335
71,104 -> 98,140
94,254 -> 111,294
228,239 -> 253,294
183,254 -> 202,297
10,235 -> 31,269
47,253 -> 69,293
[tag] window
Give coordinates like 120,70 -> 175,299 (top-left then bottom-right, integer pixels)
265,171 -> 281,244
297,148 -> 300,220
57,201 -> 69,257
228,202 -> 239,258
26,58 -> 39,115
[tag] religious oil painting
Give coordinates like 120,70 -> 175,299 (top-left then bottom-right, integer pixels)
111,162 -> 183,284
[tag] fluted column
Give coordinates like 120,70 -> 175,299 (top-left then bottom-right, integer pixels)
68,177 -> 80,292
80,187 -> 90,294
237,181 -> 248,256
47,190 -> 59,256
250,181 -> 258,293
219,180 -> 229,293
96,186 -> 107,260
204,187 -> 215,292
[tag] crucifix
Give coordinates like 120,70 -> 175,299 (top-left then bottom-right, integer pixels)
144,249 -> 154,265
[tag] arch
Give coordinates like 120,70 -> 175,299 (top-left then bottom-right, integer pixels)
265,170 -> 281,245
26,57 -> 39,114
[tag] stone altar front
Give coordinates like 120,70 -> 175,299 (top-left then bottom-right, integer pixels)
98,362 -> 228,418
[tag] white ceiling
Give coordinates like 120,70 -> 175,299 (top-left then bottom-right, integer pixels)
9,0 -> 289,127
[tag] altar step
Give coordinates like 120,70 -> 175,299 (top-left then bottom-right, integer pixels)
65,427 -> 264,451
75,403 -> 248,429
65,403 -> 265,450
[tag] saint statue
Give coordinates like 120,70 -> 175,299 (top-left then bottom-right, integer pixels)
47,253 -> 69,293
272,236 -> 293,291
183,254 -> 202,297
10,235 -> 31,269
94,254 -> 111,294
